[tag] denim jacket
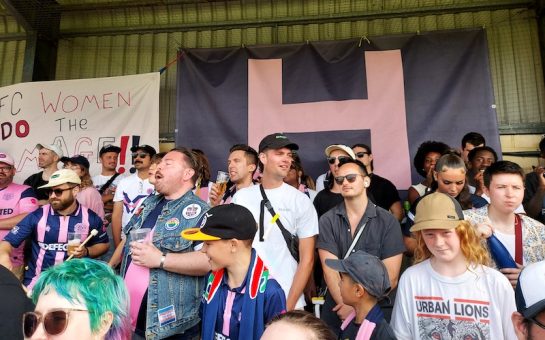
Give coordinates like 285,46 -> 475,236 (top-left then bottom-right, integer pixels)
120,191 -> 209,339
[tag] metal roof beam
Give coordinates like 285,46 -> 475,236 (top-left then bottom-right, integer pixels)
60,0 -> 534,38
60,0 -> 215,12
0,0 -> 33,32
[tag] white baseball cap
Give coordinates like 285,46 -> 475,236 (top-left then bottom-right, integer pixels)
324,144 -> 356,159
515,260 -> 545,319
36,143 -> 63,158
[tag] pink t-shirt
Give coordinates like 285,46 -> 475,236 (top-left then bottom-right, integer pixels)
77,187 -> 105,220
124,230 -> 154,330
0,183 -> 39,266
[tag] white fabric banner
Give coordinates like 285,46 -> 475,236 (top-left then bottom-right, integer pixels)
0,72 -> 160,183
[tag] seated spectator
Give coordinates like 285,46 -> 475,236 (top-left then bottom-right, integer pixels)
0,264 -> 34,339
460,132 -> 485,164
62,155 -> 105,220
467,146 -> 525,213
467,146 -> 498,196
325,251 -> 396,340
391,192 -> 516,339
182,204 -> 286,340
352,143 -> 403,221
431,152 -> 488,209
407,141 -> 450,206
261,310 -> 336,340
284,152 -> 317,201
405,153 -> 488,252
27,258 -> 131,340
523,136 -> 545,224
313,145 -> 356,218
464,161 -> 545,287
511,260 -> 545,340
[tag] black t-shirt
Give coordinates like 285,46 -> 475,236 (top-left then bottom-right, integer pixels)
23,172 -> 49,201
367,173 -> 400,212
339,318 -> 397,340
0,265 -> 35,339
313,189 -> 343,218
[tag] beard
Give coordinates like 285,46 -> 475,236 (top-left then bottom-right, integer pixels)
50,196 -> 75,211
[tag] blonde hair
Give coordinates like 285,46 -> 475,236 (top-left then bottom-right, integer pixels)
413,220 -> 489,266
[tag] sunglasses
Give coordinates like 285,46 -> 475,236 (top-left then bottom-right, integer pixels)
0,166 -> 12,172
132,152 -> 149,159
327,156 -> 351,164
355,151 -> 370,158
46,186 -> 75,197
23,308 -> 88,338
334,174 -> 365,185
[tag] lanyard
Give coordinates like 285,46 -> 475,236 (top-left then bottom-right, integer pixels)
514,214 -> 523,264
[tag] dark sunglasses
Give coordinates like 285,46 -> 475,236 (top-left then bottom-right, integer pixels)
23,308 -> 88,337
327,156 -> 351,164
355,151 -> 370,158
334,174 -> 364,185
132,152 -> 149,159
46,186 -> 75,197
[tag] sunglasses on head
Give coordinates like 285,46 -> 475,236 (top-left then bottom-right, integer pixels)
46,186 -> 76,197
355,151 -> 370,158
23,308 -> 88,338
132,152 -> 149,159
327,156 -> 350,164
334,174 -> 364,185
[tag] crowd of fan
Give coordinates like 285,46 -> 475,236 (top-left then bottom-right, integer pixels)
0,131 -> 544,340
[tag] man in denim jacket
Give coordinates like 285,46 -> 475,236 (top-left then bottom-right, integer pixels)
120,147 -> 210,339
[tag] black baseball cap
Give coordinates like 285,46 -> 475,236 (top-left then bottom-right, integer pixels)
326,250 -> 391,299
258,133 -> 299,153
60,155 -> 90,170
99,144 -> 122,156
130,144 -> 157,157
181,204 -> 257,241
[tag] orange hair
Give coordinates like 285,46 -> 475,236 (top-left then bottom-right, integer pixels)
413,220 -> 489,266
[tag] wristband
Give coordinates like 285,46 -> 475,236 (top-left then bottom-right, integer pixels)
159,252 -> 167,269
85,246 -> 90,257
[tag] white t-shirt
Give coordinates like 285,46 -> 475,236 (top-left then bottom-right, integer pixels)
232,182 -> 319,309
391,259 -> 516,340
92,173 -> 125,192
315,172 -> 327,192
113,174 -> 154,228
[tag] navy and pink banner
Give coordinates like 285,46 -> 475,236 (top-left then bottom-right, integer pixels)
176,29 -> 500,189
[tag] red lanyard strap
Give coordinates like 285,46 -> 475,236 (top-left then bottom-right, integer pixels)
515,214 -> 523,265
